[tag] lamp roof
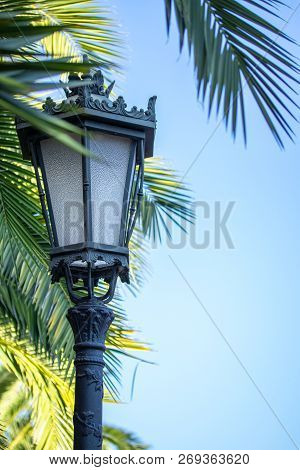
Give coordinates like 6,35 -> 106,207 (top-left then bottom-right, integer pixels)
16,67 -> 156,160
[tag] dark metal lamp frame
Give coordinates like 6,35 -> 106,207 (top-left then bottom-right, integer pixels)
28,122 -> 145,304
17,69 -> 156,304
16,68 -> 156,450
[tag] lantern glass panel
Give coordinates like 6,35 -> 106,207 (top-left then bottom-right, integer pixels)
89,131 -> 136,247
40,134 -> 84,247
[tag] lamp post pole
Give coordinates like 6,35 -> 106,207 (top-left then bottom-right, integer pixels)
67,300 -> 114,450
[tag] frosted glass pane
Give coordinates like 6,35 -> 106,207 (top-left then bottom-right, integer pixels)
90,131 -> 134,246
40,135 -> 84,246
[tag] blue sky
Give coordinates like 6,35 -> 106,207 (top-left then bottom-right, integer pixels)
104,0 -> 300,449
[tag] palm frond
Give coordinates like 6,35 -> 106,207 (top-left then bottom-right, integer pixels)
0,322 -> 74,449
0,1 -> 122,152
141,157 -> 194,242
0,366 -> 16,396
0,380 -> 27,426
36,0 -> 122,70
0,422 -> 7,450
0,10 -> 91,152
165,0 -> 299,146
0,381 -> 33,450
0,362 -> 147,450
7,421 -> 33,450
127,227 -> 151,294
103,425 -> 148,450
0,1 -> 121,68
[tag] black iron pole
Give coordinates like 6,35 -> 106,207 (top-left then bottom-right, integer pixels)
67,299 -> 114,450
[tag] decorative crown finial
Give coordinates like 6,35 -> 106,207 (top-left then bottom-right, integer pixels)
43,65 -> 156,123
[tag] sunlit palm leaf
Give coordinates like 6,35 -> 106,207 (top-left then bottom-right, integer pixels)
37,0 -> 122,69
0,1 -> 121,68
0,379 -> 33,450
0,423 -> 7,450
0,365 -> 147,450
165,0 -> 299,146
0,1 -> 121,152
127,227 -> 151,294
0,322 -> 74,449
7,421 -> 33,450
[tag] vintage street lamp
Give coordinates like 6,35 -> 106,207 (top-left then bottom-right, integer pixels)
16,67 -> 156,450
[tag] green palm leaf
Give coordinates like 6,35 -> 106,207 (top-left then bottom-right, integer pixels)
0,362 -> 148,450
0,378 -> 33,450
0,1 -> 121,152
0,1 -> 121,68
0,422 -> 7,450
141,157 -> 194,242
165,0 -> 299,146
102,425 -> 148,450
36,0 -> 122,69
0,322 -> 74,449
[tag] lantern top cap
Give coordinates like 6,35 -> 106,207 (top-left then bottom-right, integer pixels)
42,67 -> 156,127
16,60 -> 156,159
